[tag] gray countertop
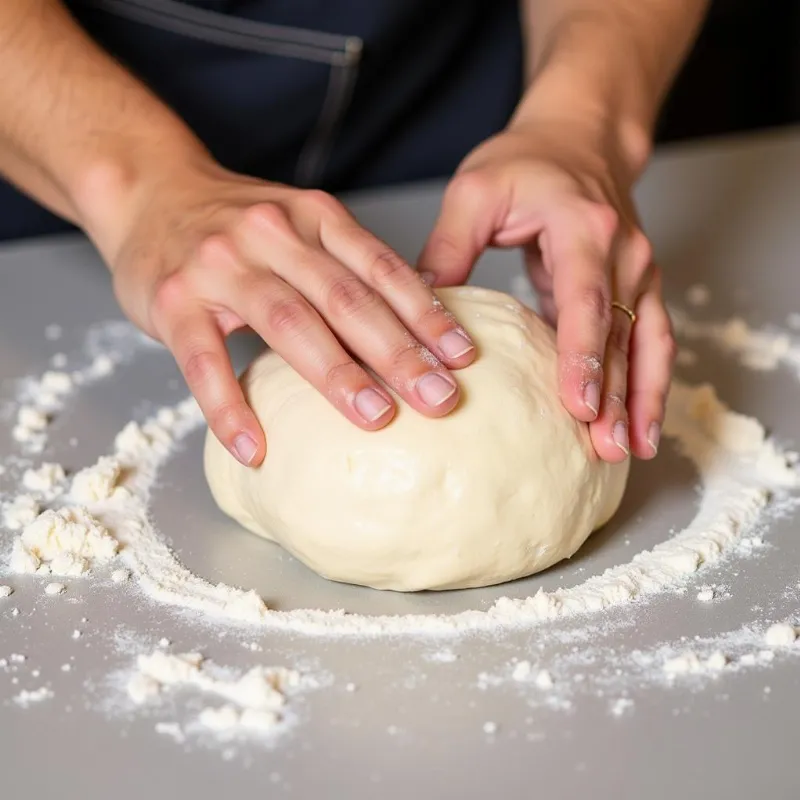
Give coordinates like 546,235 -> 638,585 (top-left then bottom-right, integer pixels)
2,129 -> 800,799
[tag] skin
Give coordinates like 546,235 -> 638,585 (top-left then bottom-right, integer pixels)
0,0 -> 708,467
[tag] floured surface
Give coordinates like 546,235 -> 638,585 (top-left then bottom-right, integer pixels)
4,136 -> 800,800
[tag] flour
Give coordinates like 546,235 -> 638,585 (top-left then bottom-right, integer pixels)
763,622 -> 797,646
127,650 -> 303,739
10,506 -> 119,577
10,320 -> 155,454
671,309 -> 800,372
0,586 -> 12,598
2,494 -> 40,531
14,687 -> 53,706
22,462 -> 66,496
70,457 -> 120,503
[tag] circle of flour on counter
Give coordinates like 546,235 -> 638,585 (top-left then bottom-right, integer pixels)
204,287 -> 629,591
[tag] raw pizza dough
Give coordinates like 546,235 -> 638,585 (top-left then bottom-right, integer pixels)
204,286 -> 629,591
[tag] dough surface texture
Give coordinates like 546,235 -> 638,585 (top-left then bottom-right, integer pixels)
204,286 -> 629,591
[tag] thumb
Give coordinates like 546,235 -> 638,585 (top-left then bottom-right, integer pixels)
417,172 -> 501,287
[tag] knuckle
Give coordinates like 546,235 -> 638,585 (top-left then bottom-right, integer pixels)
182,349 -> 220,390
368,248 -> 413,288
195,233 -> 238,269
243,202 -> 291,235
578,285 -> 613,330
326,276 -> 377,318
264,296 -> 311,337
447,170 -> 491,205
151,272 -> 189,320
304,189 -> 345,216
586,203 -> 619,245
207,401 -> 246,436
323,361 -> 362,393
627,230 -> 653,272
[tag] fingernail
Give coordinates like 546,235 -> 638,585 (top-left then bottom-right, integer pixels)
439,329 -> 474,359
584,382 -> 600,416
354,387 -> 392,423
233,433 -> 258,465
417,372 -> 457,407
647,422 -> 661,455
612,421 -> 630,455
419,271 -> 437,286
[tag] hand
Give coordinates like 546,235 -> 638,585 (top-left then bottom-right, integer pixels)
97,158 -> 476,466
418,119 -> 675,463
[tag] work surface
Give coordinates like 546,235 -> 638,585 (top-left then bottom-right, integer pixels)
2,129 -> 800,799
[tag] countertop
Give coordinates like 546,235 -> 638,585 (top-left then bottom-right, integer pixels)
2,128 -> 800,799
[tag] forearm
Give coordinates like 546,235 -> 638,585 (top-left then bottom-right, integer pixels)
515,0 -> 710,175
0,0 -> 205,249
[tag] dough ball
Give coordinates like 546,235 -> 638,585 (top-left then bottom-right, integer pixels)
204,286 -> 629,591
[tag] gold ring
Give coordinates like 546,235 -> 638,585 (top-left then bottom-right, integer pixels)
611,301 -> 637,324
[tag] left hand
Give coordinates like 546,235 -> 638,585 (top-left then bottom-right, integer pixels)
418,118 -> 675,463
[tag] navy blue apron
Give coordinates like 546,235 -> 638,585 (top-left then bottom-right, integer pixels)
0,0 -> 522,240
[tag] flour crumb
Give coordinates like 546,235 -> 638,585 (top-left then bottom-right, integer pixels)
61,664 -> 71,673
610,698 -> 635,717
70,456 -> 120,503
3,494 -> 41,531
71,630 -> 82,640
14,687 -> 53,706
534,670 -> 554,690
41,370 -> 73,394
512,660 -> 533,681
155,721 -> 186,743
110,569 -> 130,584
44,582 -> 66,596
158,638 -> 171,648
663,652 -> 702,676
697,587 -> 715,602
344,682 -> 357,693
705,651 -> 728,671
127,651 -> 300,738
10,506 -> 118,576
764,623 -> 797,647
482,721 -> 498,735
0,586 -> 13,598
22,462 -> 66,494
10,654 -> 26,664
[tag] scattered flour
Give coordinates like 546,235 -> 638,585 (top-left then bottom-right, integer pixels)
764,623 -> 797,647
10,507 -> 118,577
14,687 -> 53,707
127,651 -> 303,739
2,494 -> 40,531
22,462 -> 66,496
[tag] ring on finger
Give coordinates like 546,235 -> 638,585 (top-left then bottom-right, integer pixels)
611,300 -> 637,324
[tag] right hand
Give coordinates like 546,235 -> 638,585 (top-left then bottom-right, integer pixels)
91,158 -> 476,467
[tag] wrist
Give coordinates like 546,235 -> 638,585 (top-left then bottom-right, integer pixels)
69,126 -> 210,263
515,18 -> 657,179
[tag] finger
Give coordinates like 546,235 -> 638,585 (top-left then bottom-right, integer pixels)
318,217 -> 476,369
627,268 -> 675,459
588,303 -> 633,463
160,309 -> 266,468
233,204 -> 462,418
547,204 -> 619,424
417,172 -> 504,287
229,272 -> 399,430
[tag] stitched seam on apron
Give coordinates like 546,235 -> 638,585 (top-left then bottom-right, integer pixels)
80,0 -> 362,65
294,41 -> 362,188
